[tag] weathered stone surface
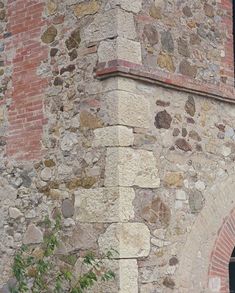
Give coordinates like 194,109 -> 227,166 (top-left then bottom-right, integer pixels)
143,24 -> 159,46
190,33 -> 201,45
156,100 -> 170,107
118,0 -> 142,13
182,128 -> 187,137
149,3 -> 162,19
66,176 -> 96,190
23,224 -> 43,245
189,190 -> 204,213
41,26 -> 57,44
75,187 -> 135,222
84,9 -> 136,42
0,178 -> 17,202
141,197 -> 171,227
204,3 -> 214,17
93,126 -> 134,147
0,279 -> 16,293
119,259 -> 138,293
179,59 -> 197,78
46,0 -> 57,15
189,130 -> 201,141
195,181 -> 206,192
60,132 -> 78,151
173,128 -> 180,136
157,52 -> 175,72
80,111 -> 103,129
161,31 -> 174,53
176,190 -> 187,201
98,223 -> 150,258
98,37 -> 142,64
9,207 -> 23,219
163,277 -> 175,289
105,91 -> 151,128
105,148 -> 160,188
40,167 -> 52,181
169,256 -> 179,266
221,145 -> 231,157
65,29 -> 81,50
74,0 -> 100,17
175,138 -> 192,152
62,199 -> 74,218
68,224 -> 101,251
182,6 -> 192,17
178,38 -> 190,57
164,172 -> 184,188
185,96 -> 196,116
155,110 -> 172,129
0,9 -> 5,21
44,159 -> 56,167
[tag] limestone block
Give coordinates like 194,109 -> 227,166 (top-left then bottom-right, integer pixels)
0,178 -> 17,203
9,207 -> 23,219
98,38 -> 142,64
117,38 -> 141,63
23,224 -> 43,245
83,9 -> 117,42
74,187 -> 135,222
104,90 -> 151,128
74,0 -> 100,17
164,172 -> 184,188
93,125 -> 134,147
119,0 -> 142,13
119,259 -> 138,293
117,9 -> 137,40
109,0 -> 142,13
83,9 -> 136,43
98,40 -> 116,62
105,147 -> 160,188
98,223 -> 150,258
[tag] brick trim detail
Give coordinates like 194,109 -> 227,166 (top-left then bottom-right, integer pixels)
208,208 -> 235,293
96,59 -> 235,104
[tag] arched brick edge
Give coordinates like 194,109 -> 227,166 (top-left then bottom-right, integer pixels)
208,208 -> 235,293
175,174 -> 235,293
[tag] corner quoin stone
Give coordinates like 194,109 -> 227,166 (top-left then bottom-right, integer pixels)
98,37 -> 142,64
93,125 -> 134,147
98,223 -> 150,258
119,259 -> 138,293
104,90 -> 151,128
104,147 -> 160,188
74,187 -> 135,222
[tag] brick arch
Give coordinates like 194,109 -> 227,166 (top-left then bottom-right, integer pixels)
208,208 -> 235,293
175,174 -> 235,293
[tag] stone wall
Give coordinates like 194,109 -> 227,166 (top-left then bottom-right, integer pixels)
0,0 -> 235,293
138,0 -> 233,86
100,77 -> 235,293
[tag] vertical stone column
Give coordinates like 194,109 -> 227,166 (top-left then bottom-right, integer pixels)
75,83 -> 155,291
73,2 -> 156,291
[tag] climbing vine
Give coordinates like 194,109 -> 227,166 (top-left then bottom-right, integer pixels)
10,215 -> 116,293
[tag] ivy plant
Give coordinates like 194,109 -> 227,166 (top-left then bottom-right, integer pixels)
11,215 -> 116,293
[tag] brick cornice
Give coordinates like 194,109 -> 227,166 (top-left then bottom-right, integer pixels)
96,59 -> 235,104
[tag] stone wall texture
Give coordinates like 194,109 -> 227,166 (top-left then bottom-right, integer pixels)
0,0 -> 234,293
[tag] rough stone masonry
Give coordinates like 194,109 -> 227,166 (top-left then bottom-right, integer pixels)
0,0 -> 235,292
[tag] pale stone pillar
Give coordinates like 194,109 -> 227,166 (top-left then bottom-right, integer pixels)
75,2 -> 155,291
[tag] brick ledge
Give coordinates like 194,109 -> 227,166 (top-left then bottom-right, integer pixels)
96,60 -> 235,104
